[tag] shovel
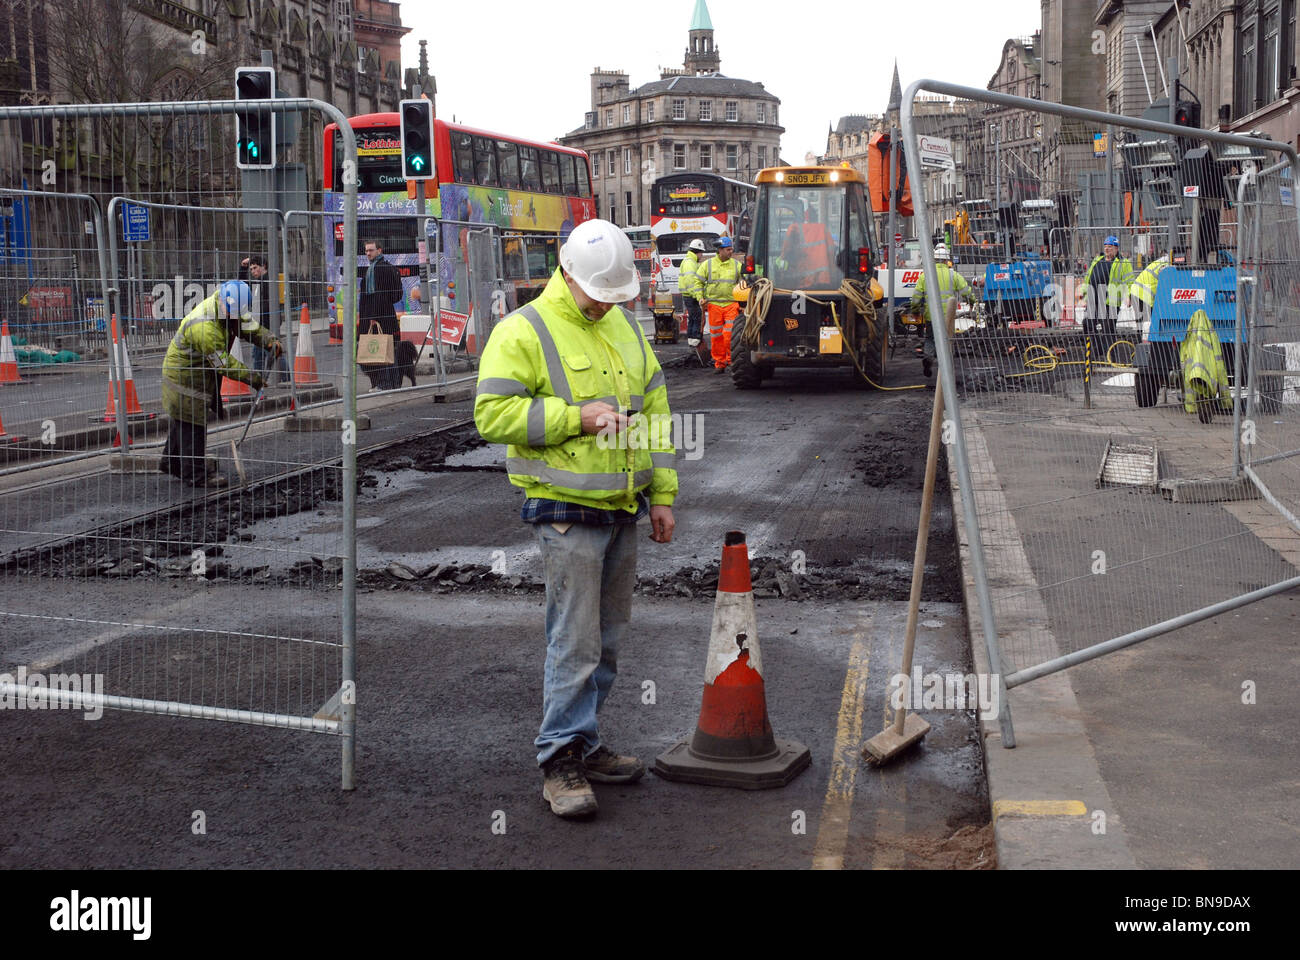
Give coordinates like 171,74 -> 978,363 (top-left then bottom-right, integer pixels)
229,383 -> 266,485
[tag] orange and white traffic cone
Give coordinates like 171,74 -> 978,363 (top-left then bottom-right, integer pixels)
0,404 -> 24,443
221,338 -> 255,401
91,315 -> 155,422
654,531 -> 811,789
0,320 -> 24,385
293,303 -> 320,385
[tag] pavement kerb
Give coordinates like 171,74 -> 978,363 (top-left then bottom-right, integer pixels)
946,417 -> 1140,870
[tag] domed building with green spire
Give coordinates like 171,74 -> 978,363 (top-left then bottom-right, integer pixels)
559,0 -> 784,228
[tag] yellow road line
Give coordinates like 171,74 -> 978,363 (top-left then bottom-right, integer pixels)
993,800 -> 1088,819
811,628 -> 871,871
870,630 -> 906,870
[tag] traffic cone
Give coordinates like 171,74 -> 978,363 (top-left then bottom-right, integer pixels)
0,320 -> 24,384
0,405 -> 23,443
654,531 -> 811,789
293,303 -> 320,385
91,315 -> 155,422
221,338 -> 255,401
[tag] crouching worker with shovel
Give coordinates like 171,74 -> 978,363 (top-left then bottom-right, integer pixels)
160,280 -> 283,488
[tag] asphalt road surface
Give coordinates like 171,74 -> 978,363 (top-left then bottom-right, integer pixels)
0,347 -> 993,869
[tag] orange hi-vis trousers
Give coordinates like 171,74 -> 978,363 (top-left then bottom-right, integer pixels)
707,301 -> 739,369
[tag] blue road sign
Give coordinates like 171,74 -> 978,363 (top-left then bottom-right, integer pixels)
123,202 -> 150,242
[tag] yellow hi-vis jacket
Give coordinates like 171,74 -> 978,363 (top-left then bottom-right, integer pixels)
162,292 -> 274,425
909,263 -> 975,315
1129,256 -> 1170,307
1085,254 -> 1135,309
1180,309 -> 1231,415
474,269 -> 678,512
700,255 -> 742,306
677,250 -> 705,301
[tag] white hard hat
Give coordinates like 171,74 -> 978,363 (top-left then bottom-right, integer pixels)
933,243 -> 951,261
560,219 -> 641,303
689,239 -> 707,252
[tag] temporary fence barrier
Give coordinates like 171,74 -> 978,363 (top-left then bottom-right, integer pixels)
0,97 -> 360,788
902,78 -> 1300,745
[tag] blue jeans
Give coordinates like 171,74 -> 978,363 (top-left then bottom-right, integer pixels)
532,521 -> 638,766
685,298 -> 703,341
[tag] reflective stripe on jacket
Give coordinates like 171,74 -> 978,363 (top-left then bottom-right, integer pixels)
1085,254 -> 1135,308
474,269 -> 677,512
909,263 -> 974,314
701,255 -> 742,306
161,292 -> 273,424
677,250 -> 704,300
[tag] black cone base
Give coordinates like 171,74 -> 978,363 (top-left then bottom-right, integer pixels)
652,736 -> 811,790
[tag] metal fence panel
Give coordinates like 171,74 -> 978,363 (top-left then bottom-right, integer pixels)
901,80 -> 1300,743
0,98 -> 359,787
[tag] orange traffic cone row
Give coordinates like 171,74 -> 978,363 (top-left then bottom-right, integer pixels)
220,337 -> 255,401
293,302 -> 320,385
0,404 -> 24,443
91,315 -> 155,423
0,320 -> 25,385
654,531 -> 811,789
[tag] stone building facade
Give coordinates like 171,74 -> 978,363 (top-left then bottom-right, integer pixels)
557,0 -> 783,227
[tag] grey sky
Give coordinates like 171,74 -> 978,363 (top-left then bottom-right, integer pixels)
398,0 -> 1044,164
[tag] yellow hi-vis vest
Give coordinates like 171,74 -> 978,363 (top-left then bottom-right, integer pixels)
909,263 -> 974,315
1129,257 -> 1170,307
1085,254 -> 1135,309
474,269 -> 678,512
701,255 -> 742,306
677,250 -> 704,300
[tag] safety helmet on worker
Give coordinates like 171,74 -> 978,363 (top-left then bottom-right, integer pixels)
715,236 -> 734,250
559,219 -> 641,303
933,243 -> 951,261
688,239 -> 707,253
218,280 -> 258,332
1104,235 -> 1120,247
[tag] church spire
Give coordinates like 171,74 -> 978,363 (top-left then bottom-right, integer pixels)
684,0 -> 720,75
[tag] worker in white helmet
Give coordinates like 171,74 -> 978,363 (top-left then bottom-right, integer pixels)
909,243 -> 975,377
474,218 -> 678,821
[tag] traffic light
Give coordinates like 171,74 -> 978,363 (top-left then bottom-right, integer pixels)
1174,101 -> 1201,129
235,66 -> 276,170
399,98 -> 435,180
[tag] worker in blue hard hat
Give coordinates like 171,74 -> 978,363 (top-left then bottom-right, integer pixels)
1083,235 -> 1133,357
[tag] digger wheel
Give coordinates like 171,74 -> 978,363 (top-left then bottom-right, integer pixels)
731,344 -> 761,390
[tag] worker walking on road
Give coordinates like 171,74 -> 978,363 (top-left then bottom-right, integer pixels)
474,218 -> 678,821
701,236 -> 742,372
160,280 -> 282,488
678,238 -> 708,349
1083,236 -> 1134,358
909,243 -> 975,377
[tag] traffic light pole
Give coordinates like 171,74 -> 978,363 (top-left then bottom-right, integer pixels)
415,177 -> 444,384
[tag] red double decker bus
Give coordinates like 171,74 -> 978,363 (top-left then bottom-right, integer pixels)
323,114 -> 595,350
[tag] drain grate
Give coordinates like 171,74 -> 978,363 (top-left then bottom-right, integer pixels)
1096,439 -> 1159,490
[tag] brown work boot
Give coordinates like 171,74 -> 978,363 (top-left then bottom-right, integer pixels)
584,745 -> 645,784
541,742 -> 597,819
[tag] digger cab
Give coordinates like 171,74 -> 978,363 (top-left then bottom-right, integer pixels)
744,166 -> 876,292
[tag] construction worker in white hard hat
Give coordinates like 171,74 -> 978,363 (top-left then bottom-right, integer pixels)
701,236 -> 742,371
678,238 -> 708,348
474,218 -> 678,821
908,243 -> 975,378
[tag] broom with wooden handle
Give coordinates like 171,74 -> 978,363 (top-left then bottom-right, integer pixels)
863,295 -> 959,765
